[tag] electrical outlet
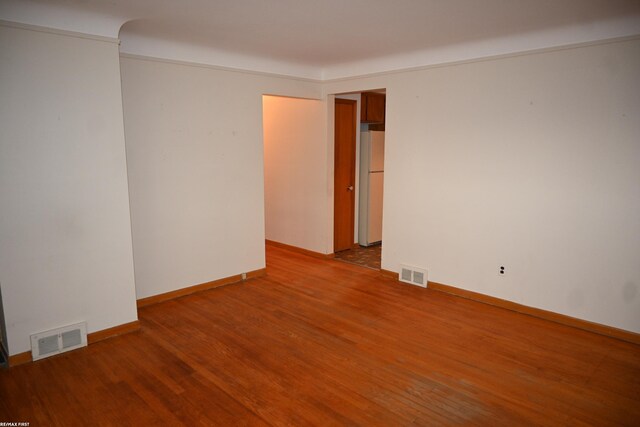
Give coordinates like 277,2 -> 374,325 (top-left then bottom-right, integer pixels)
499,266 -> 505,275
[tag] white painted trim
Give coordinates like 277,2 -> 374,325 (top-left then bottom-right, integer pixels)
322,34 -> 640,83
119,52 -> 321,83
122,34 -> 640,84
3,19 -> 639,83
0,19 -> 119,44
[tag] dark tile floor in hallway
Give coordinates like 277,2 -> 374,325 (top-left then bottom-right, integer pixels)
334,244 -> 382,270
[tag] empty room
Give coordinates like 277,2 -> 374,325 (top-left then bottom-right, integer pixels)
1,0 -> 639,425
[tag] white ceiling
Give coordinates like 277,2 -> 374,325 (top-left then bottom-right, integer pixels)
2,0 -> 640,79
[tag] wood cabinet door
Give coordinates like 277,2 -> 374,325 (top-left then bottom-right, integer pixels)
366,92 -> 385,123
361,92 -> 385,123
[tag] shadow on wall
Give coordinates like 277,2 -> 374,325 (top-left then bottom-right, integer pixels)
0,283 -> 8,361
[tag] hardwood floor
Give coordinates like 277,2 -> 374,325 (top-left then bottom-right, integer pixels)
1,245 -> 639,425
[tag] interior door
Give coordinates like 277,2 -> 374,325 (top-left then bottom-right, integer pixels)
334,98 -> 357,252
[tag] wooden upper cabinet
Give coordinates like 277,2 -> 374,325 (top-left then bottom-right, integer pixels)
360,92 -> 385,124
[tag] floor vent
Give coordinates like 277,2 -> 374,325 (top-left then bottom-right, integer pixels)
399,264 -> 428,288
30,322 -> 87,361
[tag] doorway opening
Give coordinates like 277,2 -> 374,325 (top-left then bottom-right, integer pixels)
262,94 -> 328,256
261,91 -> 386,270
333,90 -> 386,270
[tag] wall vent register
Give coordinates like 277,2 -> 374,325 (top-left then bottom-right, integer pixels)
399,264 -> 428,288
30,322 -> 87,361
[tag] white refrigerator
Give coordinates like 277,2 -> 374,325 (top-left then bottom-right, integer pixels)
358,131 -> 384,246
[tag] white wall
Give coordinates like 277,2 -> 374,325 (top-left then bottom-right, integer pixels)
324,38 -> 640,333
1,15 -> 637,361
120,56 -> 322,299
263,95 -> 328,253
0,24 -> 138,355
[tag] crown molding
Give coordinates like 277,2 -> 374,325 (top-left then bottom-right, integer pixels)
119,52 -> 322,83
0,19 -> 119,44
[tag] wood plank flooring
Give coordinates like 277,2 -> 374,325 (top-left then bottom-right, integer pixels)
1,245 -> 639,425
